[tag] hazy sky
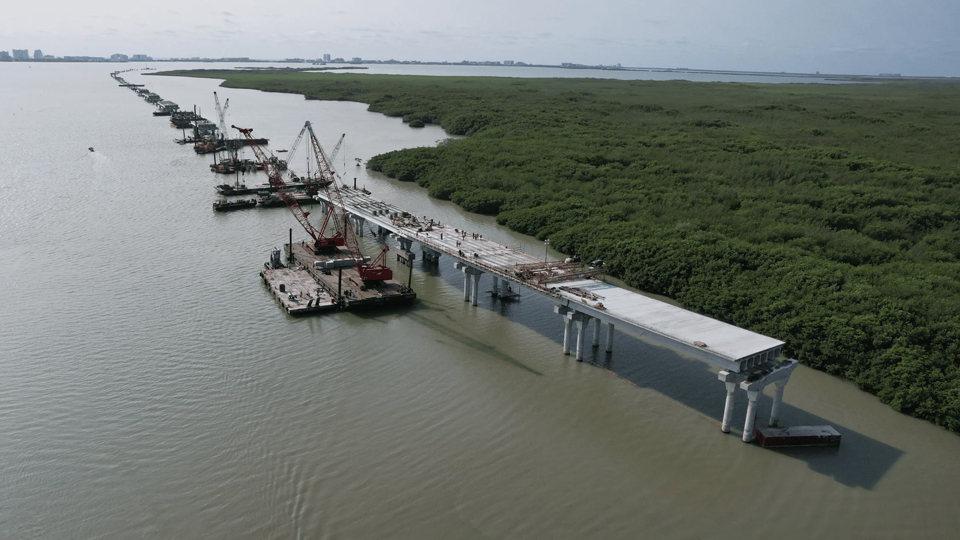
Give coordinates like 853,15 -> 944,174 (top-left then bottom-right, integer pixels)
2,0 -> 958,75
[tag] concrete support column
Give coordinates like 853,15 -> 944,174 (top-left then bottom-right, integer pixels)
420,246 -> 441,264
592,319 -> 601,348
743,390 -> 760,442
575,319 -> 588,361
397,237 -> 416,265
462,270 -> 471,301
721,382 -> 737,433
492,277 -> 500,297
562,318 -> 572,355
605,322 -> 615,352
471,272 -> 481,306
769,378 -> 788,427
355,217 -> 365,236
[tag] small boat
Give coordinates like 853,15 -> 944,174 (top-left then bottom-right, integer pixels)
213,198 -> 257,212
88,147 -> 95,152
276,149 -> 288,153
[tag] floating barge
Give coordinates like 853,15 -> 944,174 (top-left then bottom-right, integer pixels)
258,193 -> 319,207
754,426 -> 841,448
259,242 -> 415,313
196,138 -> 270,154
153,100 -> 179,116
209,155 -> 284,174
260,267 -> 338,315
213,198 -> 257,212
217,178 -> 326,195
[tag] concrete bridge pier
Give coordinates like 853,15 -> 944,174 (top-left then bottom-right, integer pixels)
722,382 -> 738,433
605,322 -> 615,352
396,237 -> 416,266
743,390 -> 760,441
555,306 -> 572,354
471,271 -> 482,306
718,360 -> 798,442
554,306 -> 597,360
768,378 -> 790,427
454,262 -> 483,306
592,319 -> 601,348
574,316 -> 590,361
421,245 -> 442,264
491,276 -> 500,297
718,371 -> 746,434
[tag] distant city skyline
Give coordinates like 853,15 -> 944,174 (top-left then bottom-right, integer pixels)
2,0 -> 959,76
0,50 -> 938,79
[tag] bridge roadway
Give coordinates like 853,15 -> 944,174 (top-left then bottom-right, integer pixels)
316,187 -> 798,442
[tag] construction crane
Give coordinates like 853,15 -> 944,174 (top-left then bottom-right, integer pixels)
213,92 -> 230,139
213,91 -> 238,163
303,121 -> 392,281
232,124 -> 344,251
286,130 -> 344,185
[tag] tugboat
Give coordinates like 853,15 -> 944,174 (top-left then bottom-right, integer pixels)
213,198 -> 257,211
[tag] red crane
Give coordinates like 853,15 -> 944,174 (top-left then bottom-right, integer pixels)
232,124 -> 343,251
303,121 -> 392,282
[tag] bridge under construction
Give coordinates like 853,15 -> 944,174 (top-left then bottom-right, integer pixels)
316,187 -> 798,443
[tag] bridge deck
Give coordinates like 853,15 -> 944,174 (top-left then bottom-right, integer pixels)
319,188 -> 785,371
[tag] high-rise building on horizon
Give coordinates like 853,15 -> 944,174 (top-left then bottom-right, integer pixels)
12,49 -> 29,60
323,53 -> 331,62
33,49 -> 43,60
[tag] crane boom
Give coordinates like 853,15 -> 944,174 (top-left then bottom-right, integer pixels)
304,121 -> 391,281
287,128 -> 343,188
328,134 -> 345,165
286,123 -> 307,166
232,124 -> 342,251
213,92 -> 230,138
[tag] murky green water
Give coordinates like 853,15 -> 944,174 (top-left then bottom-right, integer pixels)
1,63 -> 958,539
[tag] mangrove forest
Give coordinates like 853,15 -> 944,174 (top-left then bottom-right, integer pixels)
164,69 -> 960,433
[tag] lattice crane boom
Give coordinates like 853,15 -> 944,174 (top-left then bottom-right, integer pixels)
213,92 -> 230,138
304,121 -> 391,281
232,125 -> 342,251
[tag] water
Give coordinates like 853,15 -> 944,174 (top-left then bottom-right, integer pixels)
1,62 -> 958,539
318,63 -> 852,84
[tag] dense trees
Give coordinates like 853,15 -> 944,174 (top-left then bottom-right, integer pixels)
166,69 -> 960,432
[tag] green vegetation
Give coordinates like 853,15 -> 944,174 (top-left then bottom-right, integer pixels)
164,69 -> 960,432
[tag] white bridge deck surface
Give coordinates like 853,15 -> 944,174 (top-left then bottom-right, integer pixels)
318,188 -> 785,372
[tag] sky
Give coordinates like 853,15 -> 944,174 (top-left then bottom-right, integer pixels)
2,0 -> 959,76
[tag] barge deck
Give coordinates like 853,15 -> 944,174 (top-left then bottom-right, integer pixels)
260,268 -> 337,315
286,241 -> 416,310
755,425 -> 841,448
